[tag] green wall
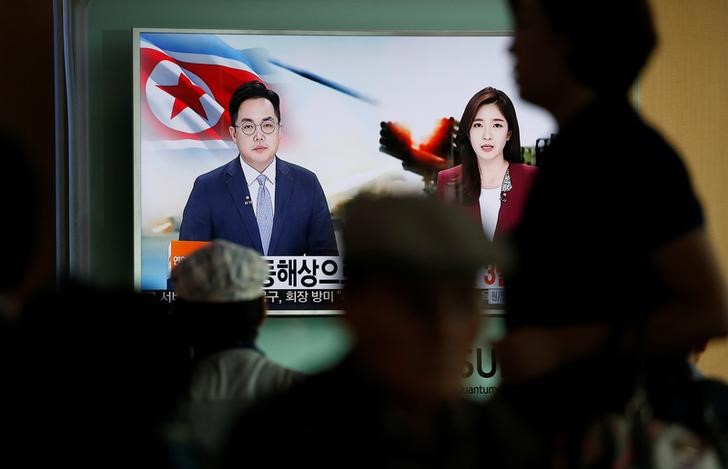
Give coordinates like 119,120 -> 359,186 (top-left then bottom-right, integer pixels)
80,0 -> 510,373
258,316 -> 351,373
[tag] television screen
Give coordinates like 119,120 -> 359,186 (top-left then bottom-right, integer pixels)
133,29 -> 556,313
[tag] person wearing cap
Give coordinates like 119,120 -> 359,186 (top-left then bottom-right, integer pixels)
220,193 -> 509,469
171,240 -> 304,460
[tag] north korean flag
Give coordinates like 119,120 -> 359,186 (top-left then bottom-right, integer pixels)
140,33 -> 264,148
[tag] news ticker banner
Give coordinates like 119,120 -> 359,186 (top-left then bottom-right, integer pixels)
158,241 -> 505,313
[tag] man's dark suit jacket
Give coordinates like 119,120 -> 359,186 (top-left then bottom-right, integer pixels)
179,157 -> 338,255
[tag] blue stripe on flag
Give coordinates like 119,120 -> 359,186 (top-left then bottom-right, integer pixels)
141,33 -> 257,71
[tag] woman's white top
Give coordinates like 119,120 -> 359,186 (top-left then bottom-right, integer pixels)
479,186 -> 501,241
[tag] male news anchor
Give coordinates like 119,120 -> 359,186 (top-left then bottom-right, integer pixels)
179,81 -> 338,255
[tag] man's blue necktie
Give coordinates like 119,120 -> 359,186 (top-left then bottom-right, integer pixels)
256,174 -> 273,255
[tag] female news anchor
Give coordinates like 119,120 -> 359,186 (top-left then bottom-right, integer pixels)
436,86 -> 537,240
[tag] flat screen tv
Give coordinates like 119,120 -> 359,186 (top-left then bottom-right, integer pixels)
133,29 -> 556,314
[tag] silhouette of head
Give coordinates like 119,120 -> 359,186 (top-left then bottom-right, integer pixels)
342,193 -> 499,403
0,131 -> 39,293
172,240 -> 269,348
509,0 -> 656,99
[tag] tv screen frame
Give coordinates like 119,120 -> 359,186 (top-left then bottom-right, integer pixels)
133,28 -> 556,315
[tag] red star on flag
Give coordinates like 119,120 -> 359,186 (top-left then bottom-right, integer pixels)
156,73 -> 209,120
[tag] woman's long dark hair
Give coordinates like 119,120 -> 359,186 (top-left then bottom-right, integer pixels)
456,87 -> 522,205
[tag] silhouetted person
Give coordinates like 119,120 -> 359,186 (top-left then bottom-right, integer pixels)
494,0 -> 728,465
0,138 -> 191,469
0,131 -> 39,321
220,193 -> 504,469
5,282 -> 191,469
171,240 -> 304,461
0,131 -> 39,385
